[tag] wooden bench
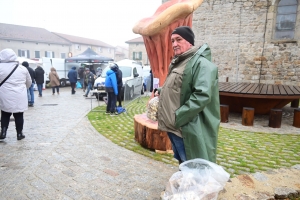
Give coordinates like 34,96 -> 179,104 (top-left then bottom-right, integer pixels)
134,114 -> 172,151
219,82 -> 300,114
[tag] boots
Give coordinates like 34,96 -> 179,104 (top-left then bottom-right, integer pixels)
17,130 -> 25,140
0,127 -> 7,139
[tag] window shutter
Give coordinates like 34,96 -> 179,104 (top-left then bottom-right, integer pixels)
18,50 -> 21,57
139,52 -> 142,60
133,52 -> 135,60
45,51 -> 47,57
27,50 -> 30,58
52,52 -> 55,58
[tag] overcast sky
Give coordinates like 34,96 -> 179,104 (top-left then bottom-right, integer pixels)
0,0 -> 162,47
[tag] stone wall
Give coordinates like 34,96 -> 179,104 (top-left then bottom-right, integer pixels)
162,0 -> 300,86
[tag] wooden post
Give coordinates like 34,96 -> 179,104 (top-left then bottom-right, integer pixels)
293,108 -> 300,128
242,107 -> 254,126
291,99 -> 299,108
268,109 -> 282,128
220,104 -> 229,123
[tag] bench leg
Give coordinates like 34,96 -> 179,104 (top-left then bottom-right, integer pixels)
220,104 -> 229,123
242,107 -> 254,126
291,99 -> 299,108
293,108 -> 300,128
268,109 -> 282,128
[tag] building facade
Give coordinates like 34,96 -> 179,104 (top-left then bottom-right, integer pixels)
114,45 -> 129,61
53,32 -> 115,59
125,37 -> 149,65
162,0 -> 299,86
0,23 -> 70,59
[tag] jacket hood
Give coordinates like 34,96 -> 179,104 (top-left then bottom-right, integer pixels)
106,69 -> 115,76
192,43 -> 211,61
0,48 -> 17,63
172,44 -> 211,65
72,66 -> 76,70
51,67 -> 56,71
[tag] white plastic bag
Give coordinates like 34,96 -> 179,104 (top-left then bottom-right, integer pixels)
163,159 -> 230,200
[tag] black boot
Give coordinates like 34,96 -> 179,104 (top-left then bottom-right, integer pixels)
0,127 -> 7,139
17,130 -> 25,140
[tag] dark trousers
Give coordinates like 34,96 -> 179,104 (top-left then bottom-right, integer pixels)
70,83 -> 76,94
1,110 -> 24,132
117,86 -> 122,107
107,92 -> 117,113
52,86 -> 59,94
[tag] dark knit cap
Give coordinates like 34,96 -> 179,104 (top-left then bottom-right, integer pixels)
171,26 -> 195,46
22,61 -> 29,67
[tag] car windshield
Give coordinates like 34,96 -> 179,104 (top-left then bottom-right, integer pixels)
100,66 -> 132,78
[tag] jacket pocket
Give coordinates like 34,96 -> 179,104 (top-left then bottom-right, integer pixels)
167,71 -> 183,91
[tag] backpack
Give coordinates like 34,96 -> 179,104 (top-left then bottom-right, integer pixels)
116,106 -> 126,114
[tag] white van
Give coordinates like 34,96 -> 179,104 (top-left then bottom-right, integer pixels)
92,59 -> 143,100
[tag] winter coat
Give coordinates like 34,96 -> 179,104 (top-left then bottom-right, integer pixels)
25,66 -> 36,84
0,49 -> 32,113
158,44 -> 220,163
84,71 -> 95,84
78,67 -> 84,79
68,66 -> 78,83
49,67 -> 60,87
35,66 -> 45,84
116,68 -> 123,87
105,69 -> 118,95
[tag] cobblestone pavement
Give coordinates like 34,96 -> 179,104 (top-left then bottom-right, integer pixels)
0,88 -> 177,200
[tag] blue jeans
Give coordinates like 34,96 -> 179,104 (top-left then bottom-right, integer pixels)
167,132 -> 187,163
85,82 -> 92,96
37,84 -> 43,96
107,92 -> 117,113
27,83 -> 35,104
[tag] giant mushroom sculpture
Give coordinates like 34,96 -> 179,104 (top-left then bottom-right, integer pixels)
133,0 -> 203,86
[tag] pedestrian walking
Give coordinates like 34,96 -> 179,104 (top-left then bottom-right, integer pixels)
114,64 -> 123,107
49,67 -> 60,95
78,66 -> 84,90
83,68 -> 94,97
158,26 -> 220,164
22,61 -> 35,107
35,65 -> 45,97
0,48 -> 32,140
68,66 -> 78,94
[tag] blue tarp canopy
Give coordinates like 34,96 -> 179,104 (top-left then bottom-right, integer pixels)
65,48 -> 113,63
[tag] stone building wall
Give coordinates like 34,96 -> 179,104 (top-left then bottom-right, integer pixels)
162,0 -> 300,86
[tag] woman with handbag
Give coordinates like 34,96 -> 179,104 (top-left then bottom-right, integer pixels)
0,49 -> 32,140
48,67 -> 60,95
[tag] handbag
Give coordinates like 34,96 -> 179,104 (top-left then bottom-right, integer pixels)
0,64 -> 19,87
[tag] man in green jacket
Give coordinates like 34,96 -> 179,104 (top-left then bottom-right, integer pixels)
157,26 -> 220,164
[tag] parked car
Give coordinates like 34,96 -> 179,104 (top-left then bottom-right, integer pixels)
92,59 -> 143,100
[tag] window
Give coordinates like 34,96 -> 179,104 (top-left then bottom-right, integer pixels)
108,48 -> 111,53
18,49 -> 30,58
61,53 -> 66,58
99,47 -> 102,52
35,51 -> 40,58
45,51 -> 54,58
132,52 -> 142,60
75,44 -> 81,50
275,0 -> 298,39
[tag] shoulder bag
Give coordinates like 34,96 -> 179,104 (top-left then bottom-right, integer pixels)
0,64 -> 19,87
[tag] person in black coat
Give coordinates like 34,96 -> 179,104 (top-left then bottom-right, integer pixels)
67,66 -> 78,94
34,66 -> 45,97
111,64 -> 123,107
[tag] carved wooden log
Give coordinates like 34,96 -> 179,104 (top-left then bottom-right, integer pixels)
134,114 -> 172,151
242,107 -> 254,126
133,0 -> 203,86
268,109 -> 282,128
220,104 -> 229,123
293,108 -> 300,128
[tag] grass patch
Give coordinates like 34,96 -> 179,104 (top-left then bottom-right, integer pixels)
88,97 -> 300,177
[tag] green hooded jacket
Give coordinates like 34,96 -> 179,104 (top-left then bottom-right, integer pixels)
175,44 -> 220,162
